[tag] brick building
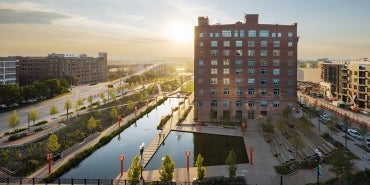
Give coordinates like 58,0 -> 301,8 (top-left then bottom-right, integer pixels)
194,14 -> 299,123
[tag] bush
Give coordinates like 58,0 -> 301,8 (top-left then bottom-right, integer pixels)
4,128 -> 27,135
8,133 -> 28,141
261,123 -> 274,133
34,120 -> 48,126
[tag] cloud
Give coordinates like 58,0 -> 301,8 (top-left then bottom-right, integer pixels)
0,9 -> 70,24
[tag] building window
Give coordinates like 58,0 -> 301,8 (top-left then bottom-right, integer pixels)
260,79 -> 268,85
248,50 -> 255,56
235,59 -> 243,66
197,89 -> 204,95
215,32 -> 219,37
198,79 -> 204,84
261,89 -> 268,95
261,60 -> 268,66
211,100 -> 218,107
288,61 -> 294,66
248,69 -> 255,75
288,32 -> 293,37
211,59 -> 218,65
273,50 -> 280,56
236,41 -> 242,47
288,70 -> 293,75
235,50 -> 243,56
287,51 -> 293,57
236,100 -> 243,107
248,79 -> 255,84
223,78 -> 230,84
234,30 -> 239,37
211,68 -> 217,74
211,41 -> 218,47
199,32 -> 204,37
240,30 -> 245,37
236,78 -> 242,84
288,42 -> 293,47
260,41 -> 267,47
277,32 -> 282,37
273,60 -> 280,66
224,88 -> 230,95
248,41 -> 255,47
273,79 -> 280,85
223,50 -> 230,56
198,60 -> 204,65
198,51 -> 204,57
273,41 -> 280,47
273,101 -> 280,107
209,32 -> 213,37
248,60 -> 255,66
248,101 -> 254,107
224,41 -> 230,47
260,101 -> 268,107
273,89 -> 280,95
198,69 -> 204,75
259,30 -> 269,37
198,101 -> 203,107
260,69 -> 268,75
236,89 -> 243,95
223,59 -> 230,65
271,32 -> 276,37
248,88 -> 255,95
248,30 -> 256,37
211,50 -> 218,56
199,42 -> 204,47
288,90 -> 294,96
223,100 -> 230,107
288,79 -> 293,85
223,68 -> 230,75
260,50 -> 268,56
235,69 -> 243,75
211,78 -> 217,84
211,88 -> 217,95
222,30 -> 232,37
273,69 -> 280,75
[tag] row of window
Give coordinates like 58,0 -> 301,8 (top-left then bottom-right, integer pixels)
199,30 -> 294,38
206,68 -> 291,75
199,59 -> 294,67
204,40 -> 294,48
199,88 -> 288,95
204,76 -> 294,85
206,99 -> 285,108
199,50 -> 294,57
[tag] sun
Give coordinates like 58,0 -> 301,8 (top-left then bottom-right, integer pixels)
165,22 -> 193,43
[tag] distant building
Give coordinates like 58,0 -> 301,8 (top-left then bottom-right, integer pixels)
14,52 -> 107,85
0,58 -> 18,85
194,14 -> 299,122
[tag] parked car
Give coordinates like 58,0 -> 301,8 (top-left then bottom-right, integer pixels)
366,137 -> 370,147
337,124 -> 347,132
347,129 -> 364,140
319,114 -> 331,121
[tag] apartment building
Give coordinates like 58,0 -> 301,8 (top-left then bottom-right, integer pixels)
194,14 -> 299,122
0,58 -> 18,85
16,52 -> 107,85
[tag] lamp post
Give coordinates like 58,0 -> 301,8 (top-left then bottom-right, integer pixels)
315,149 -> 322,185
186,150 -> 190,184
46,153 -> 53,174
139,142 -> 145,184
120,154 -> 125,176
27,113 -> 30,134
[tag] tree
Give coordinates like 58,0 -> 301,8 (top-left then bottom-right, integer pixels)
49,104 -> 59,118
342,114 -> 352,149
108,89 -> 116,101
330,149 -> 353,185
45,133 -> 60,153
64,99 -> 72,119
75,98 -> 84,115
110,107 -> 118,124
159,154 -> 175,182
87,116 -> 97,131
99,92 -> 106,104
29,108 -> 39,125
87,95 -> 93,110
127,99 -> 135,110
326,115 -> 338,136
226,150 -> 237,178
8,110 -> 20,131
195,154 -> 206,181
358,121 -> 368,146
127,156 -> 141,184
289,132 -> 304,158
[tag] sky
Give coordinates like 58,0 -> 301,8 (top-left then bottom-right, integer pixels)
0,0 -> 370,60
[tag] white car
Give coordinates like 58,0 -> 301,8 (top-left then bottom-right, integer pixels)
347,129 -> 364,140
319,114 -> 331,121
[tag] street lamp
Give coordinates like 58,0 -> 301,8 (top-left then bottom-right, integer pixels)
27,113 -> 30,134
315,149 -> 322,185
120,154 -> 125,176
139,142 -> 145,184
186,150 -> 190,184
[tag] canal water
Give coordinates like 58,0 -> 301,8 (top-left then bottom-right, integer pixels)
61,98 -> 248,179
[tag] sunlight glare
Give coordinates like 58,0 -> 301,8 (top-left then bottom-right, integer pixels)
166,22 -> 193,43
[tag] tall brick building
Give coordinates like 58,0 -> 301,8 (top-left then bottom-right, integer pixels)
194,14 -> 299,123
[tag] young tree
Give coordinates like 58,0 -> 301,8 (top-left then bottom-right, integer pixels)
127,99 -> 135,110
326,115 -> 338,136
29,108 -> 39,125
110,107 -> 118,124
330,149 -> 353,185
8,110 -> 20,131
64,99 -> 72,119
75,98 -> 84,115
342,114 -> 352,149
99,92 -> 106,104
127,156 -> 141,184
49,104 -> 59,119
289,132 -> 304,158
46,133 -> 60,153
358,121 -> 368,145
87,116 -> 97,132
87,95 -> 93,110
159,154 -> 175,182
226,150 -> 237,178
195,154 -> 206,181
108,89 -> 116,101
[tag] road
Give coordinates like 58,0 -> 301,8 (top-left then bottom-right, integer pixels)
0,64 -> 160,135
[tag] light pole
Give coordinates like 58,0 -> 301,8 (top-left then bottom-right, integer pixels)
120,154 -> 125,176
315,149 -> 322,185
139,142 -> 145,184
186,150 -> 190,184
27,113 -> 30,134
